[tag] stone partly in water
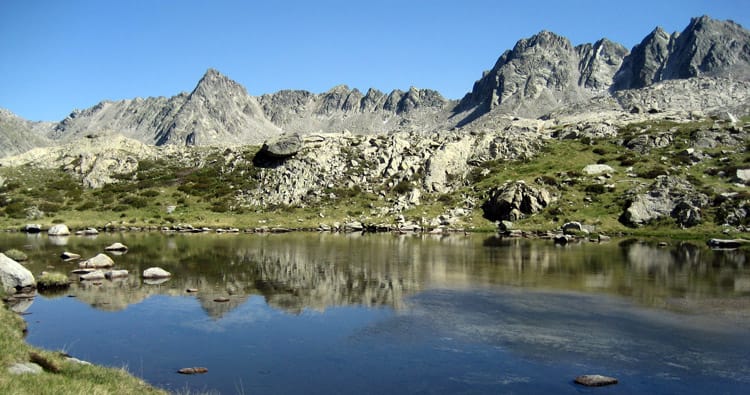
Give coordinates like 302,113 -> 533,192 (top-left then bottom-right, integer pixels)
47,224 -> 71,236
178,367 -> 208,375
79,270 -> 106,281
707,238 -> 749,249
0,253 -> 36,293
143,267 -> 171,279
60,251 -> 81,261
104,242 -> 128,252
79,253 -> 115,269
574,374 -> 618,387
104,270 -> 129,279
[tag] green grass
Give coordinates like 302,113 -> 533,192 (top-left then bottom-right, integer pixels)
0,299 -> 166,394
37,272 -> 71,290
0,118 -> 747,239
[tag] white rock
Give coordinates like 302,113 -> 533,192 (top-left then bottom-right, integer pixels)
48,224 -> 70,236
104,270 -> 129,279
104,242 -> 128,251
143,267 -> 171,279
582,164 -> 614,175
0,253 -> 35,293
79,270 -> 105,281
8,362 -> 43,375
79,253 -> 115,269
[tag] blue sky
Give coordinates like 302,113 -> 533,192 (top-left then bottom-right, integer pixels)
1,0 -> 748,121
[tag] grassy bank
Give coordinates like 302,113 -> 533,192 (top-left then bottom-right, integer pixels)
0,295 -> 166,395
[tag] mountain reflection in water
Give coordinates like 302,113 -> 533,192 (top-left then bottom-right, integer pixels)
6,232 -> 750,394
7,232 -> 749,320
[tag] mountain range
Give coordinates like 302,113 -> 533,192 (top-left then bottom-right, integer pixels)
1,15 -> 749,158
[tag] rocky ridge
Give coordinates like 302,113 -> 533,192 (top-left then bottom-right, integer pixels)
1,16 -> 747,160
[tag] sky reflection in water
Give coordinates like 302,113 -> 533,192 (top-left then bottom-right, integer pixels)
8,233 -> 749,394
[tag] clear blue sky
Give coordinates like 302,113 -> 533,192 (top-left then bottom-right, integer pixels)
1,0 -> 748,121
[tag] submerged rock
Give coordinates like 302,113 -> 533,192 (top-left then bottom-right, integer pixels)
178,367 -> 208,375
574,374 -> 618,387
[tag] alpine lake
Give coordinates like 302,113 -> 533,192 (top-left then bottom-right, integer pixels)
4,231 -> 750,394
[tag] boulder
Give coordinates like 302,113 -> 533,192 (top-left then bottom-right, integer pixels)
79,271 -> 105,281
104,242 -> 128,252
574,374 -> 618,387
83,227 -> 99,235
60,251 -> 81,261
0,253 -> 36,293
104,270 -> 129,279
582,164 -> 614,175
736,168 -> 750,184
23,224 -> 42,233
481,181 -> 554,221
143,267 -> 171,279
620,176 -> 709,227
707,238 -> 749,249
47,224 -> 70,236
7,363 -> 43,375
258,133 -> 302,158
79,253 -> 115,269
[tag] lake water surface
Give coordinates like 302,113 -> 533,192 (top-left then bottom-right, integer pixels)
5,232 -> 750,394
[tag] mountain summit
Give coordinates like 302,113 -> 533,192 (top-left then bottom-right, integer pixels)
1,15 -> 748,158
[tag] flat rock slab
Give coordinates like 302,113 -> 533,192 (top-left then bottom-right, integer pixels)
575,374 -> 618,387
178,367 -> 208,375
8,362 -> 43,375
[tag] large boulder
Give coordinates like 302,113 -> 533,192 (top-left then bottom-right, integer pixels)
79,253 -> 115,269
481,181 -> 555,221
621,176 -> 709,227
47,224 -> 70,236
258,133 -> 303,158
0,253 -> 36,293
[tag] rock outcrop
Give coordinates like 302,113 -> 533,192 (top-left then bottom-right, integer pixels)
456,31 -> 627,121
613,16 -> 750,90
620,176 -> 710,227
481,181 -> 555,222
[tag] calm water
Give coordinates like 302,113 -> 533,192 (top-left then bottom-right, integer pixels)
4,232 -> 750,394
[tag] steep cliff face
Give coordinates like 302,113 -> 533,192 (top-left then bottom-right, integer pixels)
613,16 -> 750,90
456,31 -> 628,121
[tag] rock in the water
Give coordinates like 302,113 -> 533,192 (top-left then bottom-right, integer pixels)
582,164 -> 614,175
178,367 -> 208,375
7,362 -> 43,375
23,224 -> 42,233
707,238 -> 749,249
213,297 -> 230,302
143,267 -> 171,279
0,253 -> 36,293
258,133 -> 302,158
574,374 -> 618,387
60,251 -> 81,261
79,270 -> 105,281
48,224 -> 71,236
104,270 -> 129,279
79,253 -> 115,269
481,181 -> 554,221
104,242 -> 128,252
